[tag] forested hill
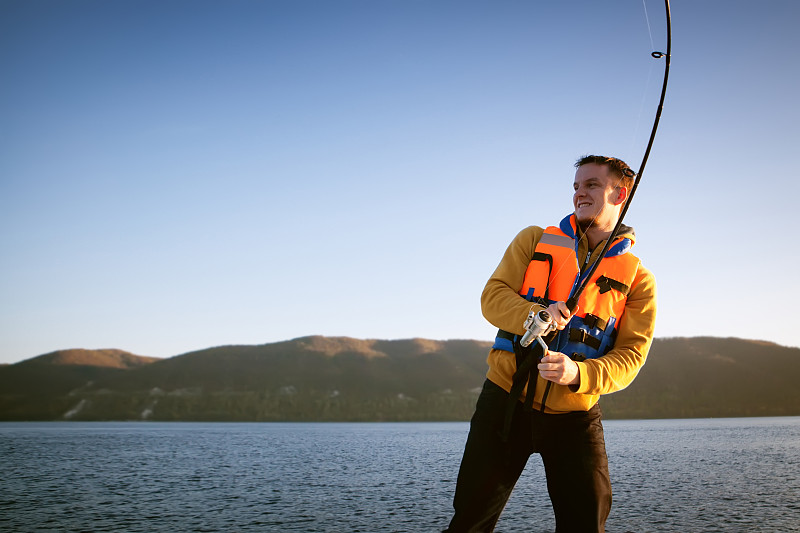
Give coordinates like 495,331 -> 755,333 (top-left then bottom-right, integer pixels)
1,336 -> 798,421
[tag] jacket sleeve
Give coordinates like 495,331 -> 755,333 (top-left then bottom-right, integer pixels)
572,263 -> 657,395
480,226 -> 546,336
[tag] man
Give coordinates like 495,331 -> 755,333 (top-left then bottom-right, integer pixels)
445,155 -> 657,533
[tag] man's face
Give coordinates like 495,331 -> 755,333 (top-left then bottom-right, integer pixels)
573,163 -> 625,231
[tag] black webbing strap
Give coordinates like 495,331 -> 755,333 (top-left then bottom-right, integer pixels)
532,252 -> 553,301
596,275 -> 630,295
500,339 -> 545,442
496,329 -> 514,343
568,328 -> 603,350
498,251 -> 555,442
582,313 -> 607,331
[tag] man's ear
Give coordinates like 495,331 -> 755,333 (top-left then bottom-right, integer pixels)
615,186 -> 628,206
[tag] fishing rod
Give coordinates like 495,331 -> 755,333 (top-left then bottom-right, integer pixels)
502,1 -> 672,431
521,0 -> 672,347
564,0 -> 672,314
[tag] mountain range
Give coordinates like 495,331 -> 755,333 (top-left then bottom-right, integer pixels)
1,336 -> 798,421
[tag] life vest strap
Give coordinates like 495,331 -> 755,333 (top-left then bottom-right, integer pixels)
582,313 -> 607,331
596,275 -> 630,295
568,328 -> 602,350
500,337 -> 546,443
496,329 -> 514,342
532,252 -> 553,301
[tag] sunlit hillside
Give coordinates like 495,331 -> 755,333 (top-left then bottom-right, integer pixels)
1,337 -> 798,421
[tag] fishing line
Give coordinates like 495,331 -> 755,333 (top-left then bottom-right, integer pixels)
565,0 -> 671,312
642,0 -> 656,51
513,0 -> 671,417
536,0 -> 669,313
629,62 -> 656,157
629,0 -> 658,154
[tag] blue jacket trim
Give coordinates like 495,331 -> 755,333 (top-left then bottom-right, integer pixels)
606,238 -> 632,257
559,215 -> 576,239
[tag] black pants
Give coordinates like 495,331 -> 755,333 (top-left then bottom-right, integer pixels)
446,380 -> 611,533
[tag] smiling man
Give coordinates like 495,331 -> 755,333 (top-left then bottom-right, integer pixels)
445,155 -> 657,533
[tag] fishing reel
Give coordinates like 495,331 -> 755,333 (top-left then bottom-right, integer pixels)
519,308 -> 555,351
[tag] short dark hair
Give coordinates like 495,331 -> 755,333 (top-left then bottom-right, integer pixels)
575,155 -> 635,190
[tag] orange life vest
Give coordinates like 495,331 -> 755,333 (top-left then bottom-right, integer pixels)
493,215 -> 641,359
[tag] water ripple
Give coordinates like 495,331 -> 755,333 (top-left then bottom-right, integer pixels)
1,418 -> 798,532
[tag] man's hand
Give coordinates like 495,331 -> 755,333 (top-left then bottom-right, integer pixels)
538,351 -> 580,386
546,301 -> 574,331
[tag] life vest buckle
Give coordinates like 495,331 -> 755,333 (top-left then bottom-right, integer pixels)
567,328 -> 602,350
583,313 -> 607,331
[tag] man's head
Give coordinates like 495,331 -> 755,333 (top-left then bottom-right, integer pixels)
572,155 -> 634,232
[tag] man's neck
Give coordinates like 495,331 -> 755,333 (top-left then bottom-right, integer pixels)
585,227 -> 613,249
577,221 -> 617,250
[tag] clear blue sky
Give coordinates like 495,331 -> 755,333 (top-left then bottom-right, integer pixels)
2,0 -> 798,364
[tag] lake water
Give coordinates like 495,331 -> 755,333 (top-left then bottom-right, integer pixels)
1,417 -> 798,532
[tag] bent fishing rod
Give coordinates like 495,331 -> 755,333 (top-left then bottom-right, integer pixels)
522,0 -> 672,343
503,0 -> 672,436
565,0 -> 672,313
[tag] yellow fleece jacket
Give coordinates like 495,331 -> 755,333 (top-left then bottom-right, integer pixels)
482,224 -> 657,414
